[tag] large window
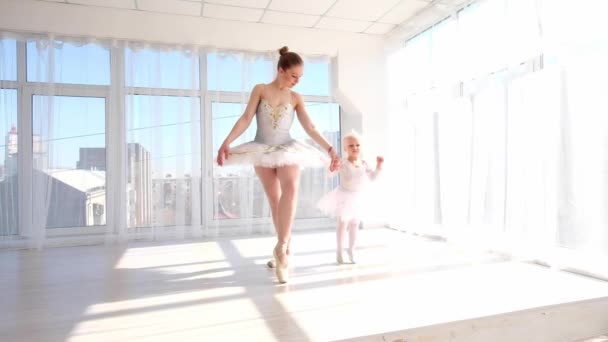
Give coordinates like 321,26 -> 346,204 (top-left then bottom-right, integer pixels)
0,38 -> 17,81
27,41 -> 110,85
1,32 -> 338,245
1,38 -> 18,236
20,37 -> 112,234
126,95 -> 201,227
126,48 -> 200,90
125,46 -> 202,228
207,52 -> 273,92
32,95 -> 106,228
293,59 -> 331,96
0,89 -> 18,236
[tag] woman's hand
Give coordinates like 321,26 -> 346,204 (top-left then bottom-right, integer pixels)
376,156 -> 384,169
329,149 -> 340,172
217,143 -> 230,166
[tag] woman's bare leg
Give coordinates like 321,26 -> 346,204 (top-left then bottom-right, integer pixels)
275,165 -> 301,266
255,167 -> 282,268
255,167 -> 281,232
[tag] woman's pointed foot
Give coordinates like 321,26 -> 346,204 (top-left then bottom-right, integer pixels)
336,251 -> 344,264
273,244 -> 289,284
267,244 -> 290,269
347,248 -> 356,264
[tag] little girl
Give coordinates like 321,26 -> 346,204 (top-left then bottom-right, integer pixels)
317,131 -> 384,264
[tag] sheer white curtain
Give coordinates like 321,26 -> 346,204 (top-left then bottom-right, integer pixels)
118,41 -> 203,241
0,32 -> 339,249
0,34 -> 205,248
0,34 -> 19,245
0,33 -> 112,249
32,36 -> 111,249
540,0 -> 608,274
388,0 -> 608,275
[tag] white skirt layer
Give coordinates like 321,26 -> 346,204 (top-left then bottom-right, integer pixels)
317,187 -> 371,222
223,139 -> 330,168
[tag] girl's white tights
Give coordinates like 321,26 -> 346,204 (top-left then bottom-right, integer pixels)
336,217 -> 360,263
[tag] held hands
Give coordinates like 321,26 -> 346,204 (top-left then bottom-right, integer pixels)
329,149 -> 340,172
216,143 -> 230,166
376,156 -> 384,169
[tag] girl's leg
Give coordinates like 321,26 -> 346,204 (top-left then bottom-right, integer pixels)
336,217 -> 347,264
347,219 -> 360,263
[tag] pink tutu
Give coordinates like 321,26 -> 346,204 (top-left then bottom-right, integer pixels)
317,186 -> 371,222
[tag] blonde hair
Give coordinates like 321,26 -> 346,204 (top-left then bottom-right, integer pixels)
342,130 -> 362,145
342,130 -> 364,158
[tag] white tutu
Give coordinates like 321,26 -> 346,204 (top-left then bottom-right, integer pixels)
317,158 -> 386,222
223,139 -> 330,168
317,186 -> 372,222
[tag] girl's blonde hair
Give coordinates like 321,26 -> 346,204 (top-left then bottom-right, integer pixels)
342,130 -> 362,145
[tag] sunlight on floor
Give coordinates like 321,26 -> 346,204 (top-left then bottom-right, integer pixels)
3,229 -> 607,342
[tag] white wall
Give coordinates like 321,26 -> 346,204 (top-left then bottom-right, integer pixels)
0,0 -> 388,153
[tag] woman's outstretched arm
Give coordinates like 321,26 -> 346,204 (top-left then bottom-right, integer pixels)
293,92 -> 340,171
216,84 -> 263,165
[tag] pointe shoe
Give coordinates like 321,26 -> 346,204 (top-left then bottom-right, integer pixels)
267,245 -> 289,269
347,249 -> 356,264
336,252 -> 344,264
273,246 -> 289,284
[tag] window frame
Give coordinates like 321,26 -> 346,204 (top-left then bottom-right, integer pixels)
23,83 -> 110,236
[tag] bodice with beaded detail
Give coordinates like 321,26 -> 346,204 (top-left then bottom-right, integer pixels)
220,96 -> 328,169
253,98 -> 295,146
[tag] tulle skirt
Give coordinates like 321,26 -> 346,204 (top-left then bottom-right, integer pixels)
222,139 -> 329,168
317,187 -> 370,222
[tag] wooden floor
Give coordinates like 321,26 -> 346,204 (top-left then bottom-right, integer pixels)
1,228 -> 608,342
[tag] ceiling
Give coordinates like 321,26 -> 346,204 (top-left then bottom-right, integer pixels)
36,0 -> 470,36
